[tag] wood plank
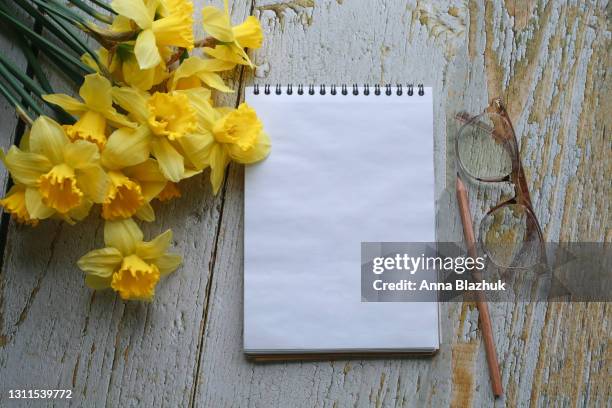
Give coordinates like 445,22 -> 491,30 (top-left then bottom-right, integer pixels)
0,1 -> 251,406
194,0 -> 609,406
0,1 -> 37,352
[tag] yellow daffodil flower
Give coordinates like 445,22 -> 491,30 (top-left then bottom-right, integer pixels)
43,74 -> 135,148
156,181 -> 181,201
82,17 -> 170,91
77,218 -> 182,301
1,116 -> 109,222
111,0 -> 194,70
0,184 -> 38,226
109,87 -> 212,182
201,0 -> 263,68
102,159 -> 167,221
169,56 -> 235,92
176,93 -> 270,194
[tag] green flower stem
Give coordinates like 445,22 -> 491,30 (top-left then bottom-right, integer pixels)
0,81 -> 33,125
88,0 -> 115,14
30,0 -> 85,25
0,8 -> 94,75
41,46 -> 88,85
0,54 -> 75,123
16,37 -> 53,94
0,55 -> 46,97
0,61 -> 44,117
12,0 -> 87,56
65,0 -> 113,24
44,10 -> 105,70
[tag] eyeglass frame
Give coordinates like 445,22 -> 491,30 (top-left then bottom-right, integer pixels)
455,98 -> 545,269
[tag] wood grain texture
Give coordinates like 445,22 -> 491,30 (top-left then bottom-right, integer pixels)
0,0 -> 609,407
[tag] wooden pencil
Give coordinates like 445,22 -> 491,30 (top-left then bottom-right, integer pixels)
456,174 -> 504,397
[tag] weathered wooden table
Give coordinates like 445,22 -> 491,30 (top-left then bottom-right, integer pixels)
0,1 -> 609,406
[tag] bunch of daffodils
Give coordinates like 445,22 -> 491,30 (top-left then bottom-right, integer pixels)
0,0 -> 269,301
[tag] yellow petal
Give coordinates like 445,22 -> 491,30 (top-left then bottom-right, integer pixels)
102,171 -> 145,220
154,253 -> 182,276
228,43 -> 254,67
228,131 -> 271,164
104,109 -> 137,129
111,0 -> 153,29
112,87 -> 150,124
63,139 -> 100,170
197,72 -> 234,93
233,16 -> 263,49
77,247 -> 123,277
151,0 -> 194,48
183,168 -> 202,179
177,131 -> 214,170
101,126 -> 151,170
79,73 -> 113,113
42,94 -> 87,115
18,130 -> 30,151
208,144 -> 230,195
147,92 -> 197,140
122,57 -> 155,91
111,254 -> 160,300
122,55 -> 168,92
151,138 -> 184,182
0,185 -> 38,225
212,103 -> 262,150
104,218 -> 143,255
24,187 -> 55,219
176,88 -> 217,129
77,165 -> 109,204
156,181 -> 181,202
170,57 -> 236,90
136,229 -> 172,260
64,111 -> 108,149
134,201 -> 155,222
38,164 -> 83,213
3,146 -> 51,186
111,14 -> 134,32
67,198 -> 93,221
169,56 -> 205,90
123,159 -> 166,200
173,76 -> 202,91
134,29 -> 162,70
201,6 -> 234,42
29,116 -> 69,164
203,45 -> 247,66
85,275 -> 113,290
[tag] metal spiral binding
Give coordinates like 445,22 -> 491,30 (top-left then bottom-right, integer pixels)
251,84 -> 426,96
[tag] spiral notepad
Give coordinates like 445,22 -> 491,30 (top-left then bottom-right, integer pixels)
244,84 -> 438,359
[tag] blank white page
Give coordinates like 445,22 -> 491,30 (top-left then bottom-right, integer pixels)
244,86 -> 438,354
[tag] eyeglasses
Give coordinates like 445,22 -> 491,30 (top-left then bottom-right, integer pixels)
455,98 -> 545,269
